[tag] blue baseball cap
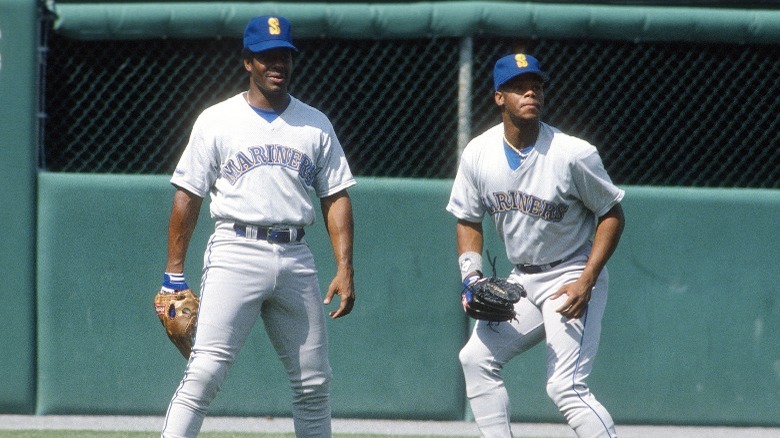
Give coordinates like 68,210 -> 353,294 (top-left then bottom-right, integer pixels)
243,16 -> 298,53
493,54 -> 548,90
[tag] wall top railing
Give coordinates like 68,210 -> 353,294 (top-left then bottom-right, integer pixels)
53,2 -> 780,44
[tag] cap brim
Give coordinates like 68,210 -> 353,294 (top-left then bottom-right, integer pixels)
246,40 -> 298,53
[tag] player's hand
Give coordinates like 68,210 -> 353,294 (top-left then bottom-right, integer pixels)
461,271 -> 483,289
324,267 -> 355,319
550,277 -> 593,319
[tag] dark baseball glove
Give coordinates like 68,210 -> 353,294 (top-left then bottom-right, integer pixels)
461,276 -> 526,322
154,289 -> 199,359
460,251 -> 526,322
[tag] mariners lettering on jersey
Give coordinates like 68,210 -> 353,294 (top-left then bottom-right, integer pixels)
483,190 -> 569,222
222,144 -> 316,186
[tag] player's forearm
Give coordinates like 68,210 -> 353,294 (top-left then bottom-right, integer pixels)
321,190 -> 354,272
456,219 -> 485,279
456,219 -> 484,255
582,203 -> 625,284
166,188 -> 203,273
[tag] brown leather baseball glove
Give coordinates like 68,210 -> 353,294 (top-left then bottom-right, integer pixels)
154,289 -> 199,359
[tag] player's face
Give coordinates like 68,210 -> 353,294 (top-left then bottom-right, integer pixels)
244,48 -> 294,96
495,75 -> 545,124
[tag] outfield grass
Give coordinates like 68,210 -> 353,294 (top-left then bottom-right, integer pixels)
0,433 -> 301,438
0,432 -> 487,438
0,433 -> 297,438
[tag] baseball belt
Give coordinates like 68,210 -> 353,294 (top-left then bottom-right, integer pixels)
234,223 -> 305,243
516,259 -> 563,274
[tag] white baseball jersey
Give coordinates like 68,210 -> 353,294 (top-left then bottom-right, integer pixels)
171,92 -> 355,226
447,122 -> 624,266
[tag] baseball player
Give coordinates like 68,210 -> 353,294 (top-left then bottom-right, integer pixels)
160,15 -> 356,437
447,53 -> 625,437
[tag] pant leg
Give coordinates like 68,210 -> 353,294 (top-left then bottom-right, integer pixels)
459,298 -> 546,438
541,269 -> 617,438
162,234 -> 272,438
262,242 -> 332,438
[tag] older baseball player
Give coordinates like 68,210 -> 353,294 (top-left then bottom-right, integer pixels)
160,15 -> 356,438
447,53 -> 625,437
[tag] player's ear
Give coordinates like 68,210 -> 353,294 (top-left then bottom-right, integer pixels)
243,57 -> 253,72
494,90 -> 504,107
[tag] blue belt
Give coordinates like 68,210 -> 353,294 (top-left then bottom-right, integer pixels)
233,223 -> 305,243
516,259 -> 563,274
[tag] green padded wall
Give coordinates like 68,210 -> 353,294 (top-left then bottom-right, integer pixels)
587,187 -> 780,426
0,0 -> 39,414
52,2 -> 780,44
35,174 -> 780,426
35,173 -> 466,419
499,187 -> 780,426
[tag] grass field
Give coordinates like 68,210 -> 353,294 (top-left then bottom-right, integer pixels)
0,433 -> 305,438
0,433 -> 484,438
0,433 -> 288,438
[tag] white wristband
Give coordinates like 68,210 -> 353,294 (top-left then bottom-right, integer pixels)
458,251 -> 483,281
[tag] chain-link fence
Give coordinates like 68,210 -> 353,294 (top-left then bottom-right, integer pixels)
42,33 -> 779,187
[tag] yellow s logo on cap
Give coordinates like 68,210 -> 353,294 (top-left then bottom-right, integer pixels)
515,54 -> 528,68
268,17 -> 281,35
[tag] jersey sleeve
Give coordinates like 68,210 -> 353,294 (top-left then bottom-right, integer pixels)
313,121 -> 356,198
446,146 -> 485,223
571,148 -> 624,217
170,114 -> 220,198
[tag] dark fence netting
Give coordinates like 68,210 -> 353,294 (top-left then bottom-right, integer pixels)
42,33 -> 779,187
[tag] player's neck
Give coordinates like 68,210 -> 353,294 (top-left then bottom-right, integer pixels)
504,121 -> 540,150
245,90 -> 290,113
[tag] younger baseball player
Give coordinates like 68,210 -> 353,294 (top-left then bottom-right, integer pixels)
447,53 -> 625,437
160,15 -> 356,437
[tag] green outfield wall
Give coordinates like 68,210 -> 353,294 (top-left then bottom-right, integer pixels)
52,1 -> 780,43
33,174 -> 780,426
0,0 -> 39,414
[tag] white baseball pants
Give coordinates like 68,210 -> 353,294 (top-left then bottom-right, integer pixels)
459,256 -> 617,438
162,222 -> 332,437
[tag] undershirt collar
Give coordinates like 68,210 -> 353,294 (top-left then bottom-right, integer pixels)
503,136 -> 534,170
244,92 -> 290,122
249,105 -> 279,123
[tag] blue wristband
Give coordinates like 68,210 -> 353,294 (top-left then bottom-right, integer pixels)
461,272 -> 482,290
162,272 -> 189,292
